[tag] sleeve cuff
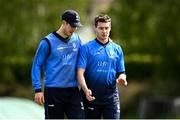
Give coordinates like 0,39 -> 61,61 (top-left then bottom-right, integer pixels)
118,71 -> 126,75
35,89 -> 42,93
116,71 -> 126,78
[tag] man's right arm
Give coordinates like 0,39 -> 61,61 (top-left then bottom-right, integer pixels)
77,68 -> 95,101
31,40 -> 49,104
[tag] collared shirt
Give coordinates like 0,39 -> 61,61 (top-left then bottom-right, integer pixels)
77,38 -> 125,104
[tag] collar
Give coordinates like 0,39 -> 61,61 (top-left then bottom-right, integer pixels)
95,38 -> 110,46
53,31 -> 70,43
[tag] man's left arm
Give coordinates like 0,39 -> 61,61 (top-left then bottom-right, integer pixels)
116,73 -> 127,87
116,46 -> 127,87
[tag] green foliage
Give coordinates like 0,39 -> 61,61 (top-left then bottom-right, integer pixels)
108,0 -> 180,118
109,0 -> 180,84
0,0 -> 90,56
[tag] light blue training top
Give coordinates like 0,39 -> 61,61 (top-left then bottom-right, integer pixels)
31,32 -> 81,92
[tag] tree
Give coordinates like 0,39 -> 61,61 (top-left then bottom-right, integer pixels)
109,0 -> 180,95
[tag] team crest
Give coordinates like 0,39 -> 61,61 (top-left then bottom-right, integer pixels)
72,43 -> 77,51
109,51 -> 115,58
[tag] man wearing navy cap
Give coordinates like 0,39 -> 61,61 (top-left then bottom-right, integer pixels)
31,9 -> 84,119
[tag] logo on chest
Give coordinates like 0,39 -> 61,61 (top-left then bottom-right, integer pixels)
97,61 -> 108,66
109,51 -> 115,58
72,43 -> 78,51
57,43 -> 78,52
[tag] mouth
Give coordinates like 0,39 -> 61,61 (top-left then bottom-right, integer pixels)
102,34 -> 107,37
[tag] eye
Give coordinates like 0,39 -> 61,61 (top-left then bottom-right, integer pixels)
99,27 -> 103,30
105,27 -> 109,30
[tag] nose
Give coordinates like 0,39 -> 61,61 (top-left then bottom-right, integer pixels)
102,28 -> 107,32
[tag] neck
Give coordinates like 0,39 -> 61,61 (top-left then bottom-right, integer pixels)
56,27 -> 68,38
96,37 -> 109,44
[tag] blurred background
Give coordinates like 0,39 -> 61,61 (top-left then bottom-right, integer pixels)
0,0 -> 180,119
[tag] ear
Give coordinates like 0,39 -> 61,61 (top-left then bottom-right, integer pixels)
93,26 -> 96,33
62,20 -> 66,25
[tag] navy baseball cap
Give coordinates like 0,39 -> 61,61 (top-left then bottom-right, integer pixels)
62,10 -> 82,27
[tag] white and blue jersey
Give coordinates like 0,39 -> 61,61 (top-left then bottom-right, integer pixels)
77,38 -> 125,104
31,32 -> 81,92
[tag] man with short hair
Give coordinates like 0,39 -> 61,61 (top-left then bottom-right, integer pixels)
77,14 -> 127,119
31,9 -> 84,119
